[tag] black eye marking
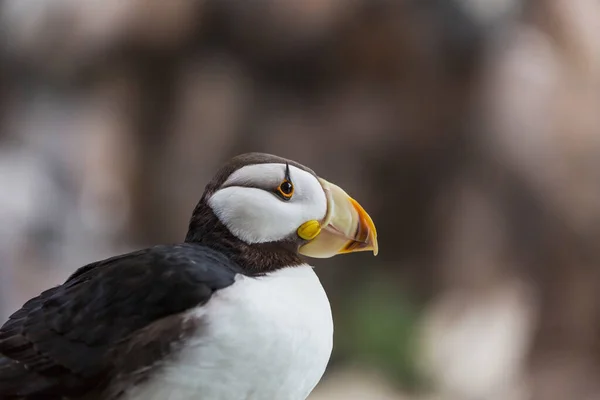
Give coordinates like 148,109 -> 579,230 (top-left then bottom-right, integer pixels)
284,162 -> 291,181
276,163 -> 294,200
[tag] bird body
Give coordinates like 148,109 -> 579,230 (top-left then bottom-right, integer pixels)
125,264 -> 332,400
0,153 -> 377,399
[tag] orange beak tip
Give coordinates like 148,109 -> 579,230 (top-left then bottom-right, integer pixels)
349,197 -> 379,257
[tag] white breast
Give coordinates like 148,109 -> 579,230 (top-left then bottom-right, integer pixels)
124,265 -> 334,400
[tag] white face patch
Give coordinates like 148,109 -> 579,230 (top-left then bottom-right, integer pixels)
207,163 -> 327,244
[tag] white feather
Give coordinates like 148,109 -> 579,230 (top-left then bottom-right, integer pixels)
208,164 -> 327,244
124,265 -> 333,400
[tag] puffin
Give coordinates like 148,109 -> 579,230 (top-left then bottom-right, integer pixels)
0,152 -> 378,400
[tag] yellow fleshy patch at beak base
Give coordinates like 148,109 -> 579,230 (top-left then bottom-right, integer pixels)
297,220 -> 322,241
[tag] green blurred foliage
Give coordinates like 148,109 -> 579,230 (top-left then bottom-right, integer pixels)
335,277 -> 429,392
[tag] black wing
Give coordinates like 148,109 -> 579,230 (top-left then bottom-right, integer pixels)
0,243 -> 240,399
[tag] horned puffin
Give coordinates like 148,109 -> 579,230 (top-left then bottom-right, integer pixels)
0,152 -> 378,400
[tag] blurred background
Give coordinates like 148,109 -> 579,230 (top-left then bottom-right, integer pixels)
1,0 -> 600,399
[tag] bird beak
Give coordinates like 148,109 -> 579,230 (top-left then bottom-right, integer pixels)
298,178 -> 378,258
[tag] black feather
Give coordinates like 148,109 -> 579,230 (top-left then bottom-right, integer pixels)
0,244 -> 240,399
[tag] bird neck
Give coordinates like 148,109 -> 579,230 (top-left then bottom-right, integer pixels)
185,200 -> 304,275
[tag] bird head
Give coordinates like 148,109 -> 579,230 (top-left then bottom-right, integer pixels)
186,153 -> 378,272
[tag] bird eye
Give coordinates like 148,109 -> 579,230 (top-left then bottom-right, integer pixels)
276,180 -> 294,200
